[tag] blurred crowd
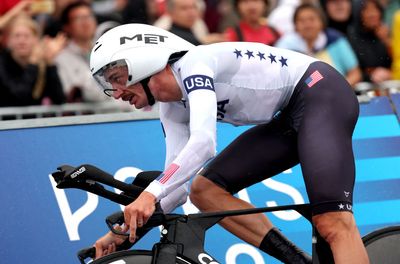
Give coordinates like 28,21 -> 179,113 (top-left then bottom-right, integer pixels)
0,0 -> 399,108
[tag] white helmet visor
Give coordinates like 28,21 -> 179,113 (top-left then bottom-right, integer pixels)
93,59 -> 130,97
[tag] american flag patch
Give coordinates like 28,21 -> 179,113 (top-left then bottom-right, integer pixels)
159,163 -> 180,184
305,70 -> 324,88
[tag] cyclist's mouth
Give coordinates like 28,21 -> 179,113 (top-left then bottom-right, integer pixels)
129,96 -> 136,105
122,95 -> 134,104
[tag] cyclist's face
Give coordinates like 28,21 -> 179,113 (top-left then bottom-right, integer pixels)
104,66 -> 149,108
148,65 -> 182,102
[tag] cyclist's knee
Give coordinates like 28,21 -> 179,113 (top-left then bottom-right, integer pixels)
190,175 -> 224,208
312,211 -> 358,244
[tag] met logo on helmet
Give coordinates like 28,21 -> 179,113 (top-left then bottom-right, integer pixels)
120,34 -> 168,45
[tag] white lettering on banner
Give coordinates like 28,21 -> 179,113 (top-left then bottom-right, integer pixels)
262,178 -> 304,221
109,260 -> 127,264
49,175 -> 98,241
114,167 -> 143,211
113,167 -> 165,233
182,197 -> 200,214
237,188 -> 251,203
198,253 -> 219,264
226,243 -> 265,264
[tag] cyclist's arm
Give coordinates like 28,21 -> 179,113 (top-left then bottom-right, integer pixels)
160,102 -> 191,167
145,89 -> 217,202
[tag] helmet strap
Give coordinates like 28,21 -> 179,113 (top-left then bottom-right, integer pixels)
137,51 -> 187,107
140,77 -> 155,106
168,51 -> 188,64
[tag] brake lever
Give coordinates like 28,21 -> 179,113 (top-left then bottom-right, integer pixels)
51,165 -> 75,184
106,211 -> 128,236
105,209 -> 178,236
77,238 -> 135,264
77,247 -> 95,264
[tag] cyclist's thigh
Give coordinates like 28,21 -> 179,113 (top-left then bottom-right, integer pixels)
200,120 -> 299,194
297,62 -> 359,214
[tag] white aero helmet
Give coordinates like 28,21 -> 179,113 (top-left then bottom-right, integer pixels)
90,23 -> 195,105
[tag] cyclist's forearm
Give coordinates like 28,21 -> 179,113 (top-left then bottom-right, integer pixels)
160,182 -> 189,213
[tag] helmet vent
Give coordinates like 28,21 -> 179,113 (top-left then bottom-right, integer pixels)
94,44 -> 102,52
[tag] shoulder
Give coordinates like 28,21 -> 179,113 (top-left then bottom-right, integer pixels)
178,45 -> 218,69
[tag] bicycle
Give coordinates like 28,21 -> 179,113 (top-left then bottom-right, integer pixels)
51,164 -> 400,264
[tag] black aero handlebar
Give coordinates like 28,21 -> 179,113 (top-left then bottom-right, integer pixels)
51,164 -> 163,263
51,164 -> 145,205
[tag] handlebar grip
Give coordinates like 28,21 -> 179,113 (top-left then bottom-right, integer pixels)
76,240 -> 134,264
77,247 -> 95,264
106,211 -> 126,236
115,237 -> 135,251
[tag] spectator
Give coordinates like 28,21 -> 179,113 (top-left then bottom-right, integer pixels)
0,1 -> 30,29
348,0 -> 392,83
161,0 -> 203,45
154,0 -> 224,44
42,0 -> 79,37
320,0 -> 353,37
203,0 -> 223,33
54,1 -> 106,102
0,0 -> 21,15
0,0 -> 32,50
276,3 -> 362,86
382,0 -> 400,29
122,0 -> 159,25
268,0 -> 300,34
392,10 -> 400,79
225,0 -> 280,45
0,15 -> 66,106
92,0 -> 128,23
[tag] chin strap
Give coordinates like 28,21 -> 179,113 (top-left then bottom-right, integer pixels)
139,51 -> 188,107
140,77 -> 155,106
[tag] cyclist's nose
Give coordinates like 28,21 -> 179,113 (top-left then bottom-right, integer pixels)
112,88 -> 124,99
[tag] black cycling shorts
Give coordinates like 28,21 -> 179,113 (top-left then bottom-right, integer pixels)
199,61 -> 359,215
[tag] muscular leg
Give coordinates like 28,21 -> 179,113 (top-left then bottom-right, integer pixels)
296,62 -> 369,263
189,121 -> 311,263
190,175 -> 272,246
313,212 -> 369,263
191,175 -> 311,264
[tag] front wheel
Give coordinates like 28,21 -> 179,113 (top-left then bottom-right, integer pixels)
91,249 -> 192,264
363,225 -> 400,264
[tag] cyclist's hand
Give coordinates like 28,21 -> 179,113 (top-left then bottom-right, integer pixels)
94,225 -> 128,259
124,191 -> 156,243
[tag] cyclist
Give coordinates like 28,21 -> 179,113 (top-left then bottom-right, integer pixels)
90,23 -> 369,263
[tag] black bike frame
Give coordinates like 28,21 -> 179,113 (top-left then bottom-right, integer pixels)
51,164 -> 334,264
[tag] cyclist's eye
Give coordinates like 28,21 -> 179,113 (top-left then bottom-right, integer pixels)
110,76 -> 125,85
116,77 -> 124,85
